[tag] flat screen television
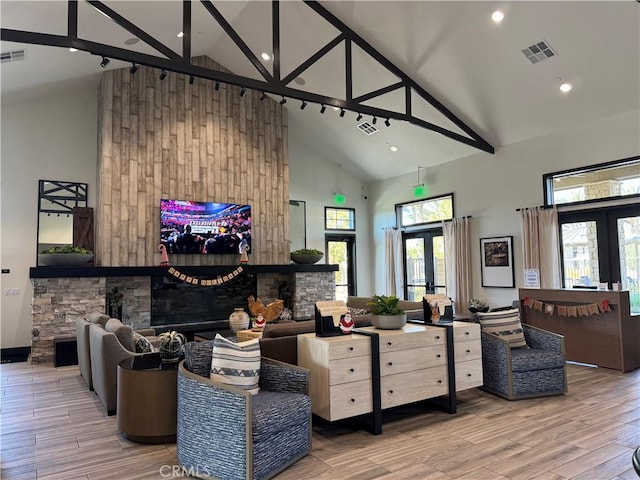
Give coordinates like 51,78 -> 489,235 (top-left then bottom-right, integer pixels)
160,199 -> 251,255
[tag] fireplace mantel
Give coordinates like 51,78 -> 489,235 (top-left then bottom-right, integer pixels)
30,264 -> 338,278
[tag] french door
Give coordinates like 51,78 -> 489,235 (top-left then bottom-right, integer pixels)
326,234 -> 356,301
402,229 -> 445,301
559,205 -> 640,314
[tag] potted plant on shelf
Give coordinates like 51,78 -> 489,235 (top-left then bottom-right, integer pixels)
38,245 -> 94,267
157,331 -> 186,363
290,248 -> 324,264
368,295 -> 407,330
468,298 -> 489,314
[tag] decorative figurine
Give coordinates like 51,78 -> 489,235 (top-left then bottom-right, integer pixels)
339,312 -> 354,334
239,238 -> 250,264
158,244 -> 170,266
253,313 -> 266,330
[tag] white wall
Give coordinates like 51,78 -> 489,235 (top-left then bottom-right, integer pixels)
288,121 -> 373,296
0,86 -> 98,349
369,109 -> 640,309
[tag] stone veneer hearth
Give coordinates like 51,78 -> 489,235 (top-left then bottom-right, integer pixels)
30,265 -> 336,363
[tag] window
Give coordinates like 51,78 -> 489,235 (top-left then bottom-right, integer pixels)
398,194 -> 454,227
544,156 -> 640,206
325,207 -> 355,230
326,234 -> 356,300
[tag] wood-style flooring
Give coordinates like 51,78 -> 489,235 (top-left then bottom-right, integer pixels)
1,360 -> 638,479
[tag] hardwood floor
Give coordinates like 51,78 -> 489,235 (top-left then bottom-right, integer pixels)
1,360 -> 638,479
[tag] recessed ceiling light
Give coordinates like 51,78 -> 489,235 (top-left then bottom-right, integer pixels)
560,83 -> 573,93
177,31 -> 184,38
261,52 -> 271,61
390,146 -> 398,152
68,48 -> 78,52
124,37 -> 139,46
491,10 -> 504,23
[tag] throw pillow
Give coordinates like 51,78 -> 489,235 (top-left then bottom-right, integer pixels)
133,331 -> 153,353
477,309 -> 528,348
348,306 -> 370,316
210,334 -> 260,395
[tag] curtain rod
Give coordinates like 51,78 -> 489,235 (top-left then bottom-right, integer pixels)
443,215 -> 472,221
516,205 -> 554,211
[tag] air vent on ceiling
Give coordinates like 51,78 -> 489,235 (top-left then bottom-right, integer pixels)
357,121 -> 379,136
521,40 -> 556,64
1,49 -> 26,63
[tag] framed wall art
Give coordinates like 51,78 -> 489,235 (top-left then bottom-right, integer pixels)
480,236 -> 515,288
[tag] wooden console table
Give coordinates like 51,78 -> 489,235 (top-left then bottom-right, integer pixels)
518,288 -> 640,372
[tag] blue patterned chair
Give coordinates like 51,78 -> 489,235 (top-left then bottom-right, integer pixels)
481,324 -> 567,400
177,340 -> 312,480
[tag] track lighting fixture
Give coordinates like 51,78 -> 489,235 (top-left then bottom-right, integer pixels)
260,92 -> 267,101
214,82 -> 220,91
372,116 -> 377,124
159,70 -> 167,80
189,76 -> 195,85
300,101 -> 307,110
385,118 -> 391,127
320,104 -> 326,114
100,56 -> 110,68
240,88 -> 246,97
356,113 -> 363,121
339,109 -> 345,118
279,97 -> 287,105
129,63 -> 138,74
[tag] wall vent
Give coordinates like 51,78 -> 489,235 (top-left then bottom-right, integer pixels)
521,40 -> 556,64
357,121 -> 379,136
0,49 -> 26,63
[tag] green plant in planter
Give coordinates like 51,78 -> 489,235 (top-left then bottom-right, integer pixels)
367,295 -> 405,315
290,248 -> 323,256
40,245 -> 93,254
107,287 -> 123,318
290,248 -> 324,264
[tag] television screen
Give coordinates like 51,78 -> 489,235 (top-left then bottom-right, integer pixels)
160,199 -> 251,255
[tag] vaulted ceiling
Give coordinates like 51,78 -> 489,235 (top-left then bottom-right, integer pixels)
2,1 -> 638,182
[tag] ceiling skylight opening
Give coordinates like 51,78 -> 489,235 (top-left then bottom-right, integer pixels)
491,10 -> 504,23
177,31 -> 184,38
261,52 -> 271,61
559,82 -> 573,93
390,146 -> 398,152
68,48 -> 78,53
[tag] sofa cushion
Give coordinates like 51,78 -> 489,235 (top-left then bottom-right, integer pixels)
133,331 -> 153,353
104,318 -> 135,352
477,309 -> 528,349
252,390 -> 311,438
210,334 -> 261,395
510,348 -> 565,372
87,312 -> 109,327
184,340 -> 214,377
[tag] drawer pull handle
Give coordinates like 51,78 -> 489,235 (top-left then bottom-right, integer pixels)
387,341 -> 392,346
388,390 -> 394,394
437,354 -> 441,358
350,368 -> 355,373
435,335 -> 440,340
349,347 -> 354,351
437,380 -> 442,384
350,398 -> 355,403
466,349 -> 471,353
388,362 -> 393,366
465,332 -> 470,336
467,373 -> 472,377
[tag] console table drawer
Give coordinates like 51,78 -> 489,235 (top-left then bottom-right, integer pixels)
455,359 -> 483,391
381,366 -> 449,408
378,329 -> 445,352
454,323 -> 480,343
329,380 -> 372,420
329,356 -> 371,385
454,340 -> 482,363
380,345 -> 446,376
327,336 -> 371,360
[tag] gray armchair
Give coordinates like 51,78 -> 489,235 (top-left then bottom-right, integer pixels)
481,324 -> 567,400
76,312 -> 110,390
177,341 -> 312,480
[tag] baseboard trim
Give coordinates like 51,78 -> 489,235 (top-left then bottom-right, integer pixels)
1,346 -> 30,363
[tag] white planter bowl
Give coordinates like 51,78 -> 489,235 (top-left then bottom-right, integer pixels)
38,253 -> 94,266
371,314 -> 407,330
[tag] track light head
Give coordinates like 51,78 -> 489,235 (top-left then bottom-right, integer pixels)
129,63 -> 138,74
189,76 -> 195,85
240,88 -> 246,97
159,70 -> 167,80
320,104 -> 326,114
300,101 -> 307,110
356,113 -> 363,121
279,97 -> 287,105
260,92 -> 267,101
215,82 -> 220,91
385,118 -> 391,127
372,116 -> 377,125
100,56 -> 110,68
339,109 -> 345,118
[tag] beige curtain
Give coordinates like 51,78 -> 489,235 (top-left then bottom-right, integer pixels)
442,217 -> 472,315
520,207 -> 562,288
384,228 -> 404,297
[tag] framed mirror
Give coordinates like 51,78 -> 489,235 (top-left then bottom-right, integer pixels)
289,200 -> 306,252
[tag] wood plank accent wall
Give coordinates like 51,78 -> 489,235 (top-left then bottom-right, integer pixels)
96,56 -> 289,267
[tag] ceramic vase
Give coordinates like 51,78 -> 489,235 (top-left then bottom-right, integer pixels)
229,308 -> 250,333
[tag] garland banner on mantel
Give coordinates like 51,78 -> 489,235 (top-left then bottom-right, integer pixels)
523,296 -> 612,317
167,266 -> 244,286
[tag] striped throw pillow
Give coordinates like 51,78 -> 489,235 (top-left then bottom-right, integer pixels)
210,334 -> 261,395
477,309 -> 528,348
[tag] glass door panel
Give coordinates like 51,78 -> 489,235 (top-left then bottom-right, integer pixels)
432,235 -> 446,294
405,237 -> 426,301
617,215 -> 640,314
403,230 -> 445,301
561,221 -> 600,288
326,235 -> 355,301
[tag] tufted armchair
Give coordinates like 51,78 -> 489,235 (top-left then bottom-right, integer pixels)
481,324 -> 567,400
177,340 -> 312,480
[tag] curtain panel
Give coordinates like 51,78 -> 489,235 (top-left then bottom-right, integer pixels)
519,207 -> 562,289
384,228 -> 404,298
443,217 -> 472,315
